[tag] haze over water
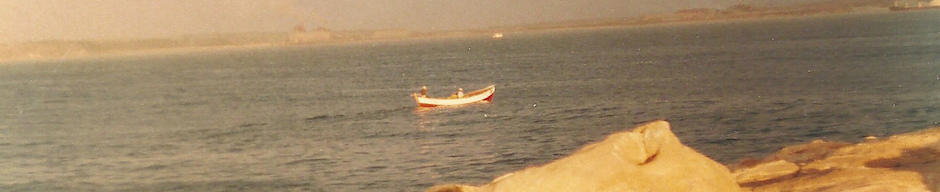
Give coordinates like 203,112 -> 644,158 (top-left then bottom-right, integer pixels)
2,11 -> 940,191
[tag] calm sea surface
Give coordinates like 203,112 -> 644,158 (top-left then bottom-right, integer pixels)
3,11 -> 940,192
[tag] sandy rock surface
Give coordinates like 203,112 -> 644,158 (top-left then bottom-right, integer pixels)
425,121 -> 940,192
425,120 -> 741,192
734,127 -> 940,192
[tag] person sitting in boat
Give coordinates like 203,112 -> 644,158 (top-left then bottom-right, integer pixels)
449,88 -> 465,98
419,86 -> 428,98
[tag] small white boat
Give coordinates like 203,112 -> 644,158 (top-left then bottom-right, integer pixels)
413,85 -> 495,107
492,33 -> 504,38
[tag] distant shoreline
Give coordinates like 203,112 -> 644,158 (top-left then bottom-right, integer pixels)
0,43 -> 281,65
0,6 -> 898,65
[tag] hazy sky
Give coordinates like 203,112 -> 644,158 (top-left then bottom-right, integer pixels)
1,0 -> 820,43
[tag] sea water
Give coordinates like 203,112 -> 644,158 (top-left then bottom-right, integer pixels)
2,11 -> 940,192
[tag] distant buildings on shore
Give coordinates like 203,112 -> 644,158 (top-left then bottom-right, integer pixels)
889,0 -> 940,11
287,23 -> 423,44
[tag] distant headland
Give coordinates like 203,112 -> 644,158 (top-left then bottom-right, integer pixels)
0,0 -> 910,63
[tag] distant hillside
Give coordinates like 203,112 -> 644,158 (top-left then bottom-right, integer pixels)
488,0 -> 897,32
805,0 -> 896,8
0,0 -> 904,63
0,32 -> 291,62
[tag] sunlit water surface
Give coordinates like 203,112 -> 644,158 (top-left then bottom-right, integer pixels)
2,11 -> 940,192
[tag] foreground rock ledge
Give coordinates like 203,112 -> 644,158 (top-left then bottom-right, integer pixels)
425,120 -> 742,192
732,127 -> 940,192
426,121 -> 940,192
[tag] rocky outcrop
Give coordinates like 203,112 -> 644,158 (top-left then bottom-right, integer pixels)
425,120 -> 940,192
732,127 -> 940,192
425,120 -> 741,192
733,160 -> 800,184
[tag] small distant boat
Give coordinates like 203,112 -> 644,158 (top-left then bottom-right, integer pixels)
413,85 -> 495,107
492,33 -> 504,38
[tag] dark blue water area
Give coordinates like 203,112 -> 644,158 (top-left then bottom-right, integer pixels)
2,11 -> 940,192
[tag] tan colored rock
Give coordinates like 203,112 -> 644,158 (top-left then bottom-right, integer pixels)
425,120 -> 741,192
750,167 -> 930,192
773,140 -> 852,165
426,184 -> 480,192
733,160 -> 799,185
738,127 -> 940,192
732,140 -> 851,170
